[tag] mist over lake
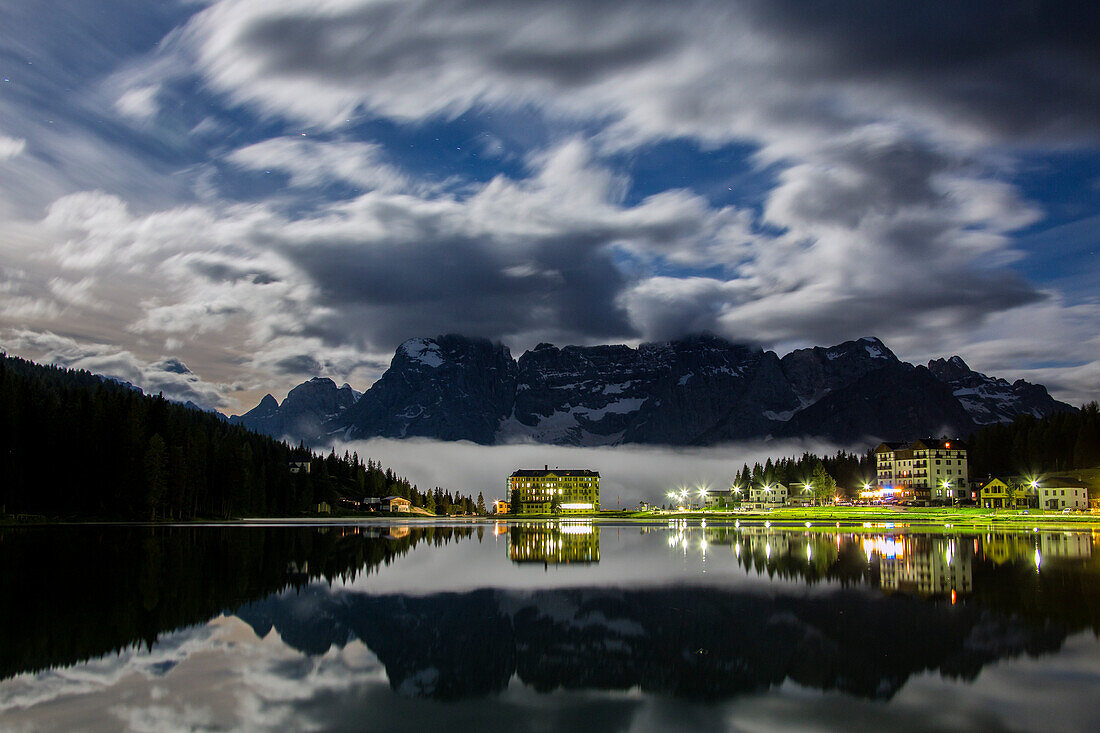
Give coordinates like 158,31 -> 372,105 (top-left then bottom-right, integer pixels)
333,438 -> 849,506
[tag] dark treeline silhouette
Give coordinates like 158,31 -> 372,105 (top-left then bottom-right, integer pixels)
728,402 -> 1100,497
967,402 -> 1100,479
0,354 -> 478,519
731,450 -> 875,496
0,524 -> 478,681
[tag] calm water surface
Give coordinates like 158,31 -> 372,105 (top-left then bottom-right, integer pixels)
1,520 -> 1099,732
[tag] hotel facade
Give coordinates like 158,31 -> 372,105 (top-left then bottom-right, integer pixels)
875,439 -> 969,503
508,467 -> 600,514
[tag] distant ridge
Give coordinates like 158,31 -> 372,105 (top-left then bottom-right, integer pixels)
234,335 -> 1075,447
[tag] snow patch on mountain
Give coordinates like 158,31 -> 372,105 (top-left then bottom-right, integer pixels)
574,398 -> 647,419
399,338 -> 444,368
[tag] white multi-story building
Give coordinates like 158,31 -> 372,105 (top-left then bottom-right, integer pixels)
746,484 -> 788,508
1037,479 -> 1090,511
875,438 -> 969,503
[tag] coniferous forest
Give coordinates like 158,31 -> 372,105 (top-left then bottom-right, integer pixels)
966,402 -> 1100,479
714,404 -> 1100,501
0,354 -> 476,520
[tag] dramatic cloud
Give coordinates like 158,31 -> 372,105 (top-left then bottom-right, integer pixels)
0,330 -> 233,409
227,137 -> 410,193
184,0 -> 1100,145
0,0 -> 1097,409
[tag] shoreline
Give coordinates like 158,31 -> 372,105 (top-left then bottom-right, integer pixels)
4,506 -> 1100,531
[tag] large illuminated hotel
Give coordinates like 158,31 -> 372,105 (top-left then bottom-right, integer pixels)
875,438 -> 969,503
508,467 -> 600,514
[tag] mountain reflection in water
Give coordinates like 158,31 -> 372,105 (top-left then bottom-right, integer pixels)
1,522 -> 1099,730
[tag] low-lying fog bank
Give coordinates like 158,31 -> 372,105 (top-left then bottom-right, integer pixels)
334,438 -> 846,507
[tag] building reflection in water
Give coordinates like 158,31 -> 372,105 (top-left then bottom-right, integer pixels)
662,521 -> 1096,599
876,536 -> 973,597
508,521 -> 600,564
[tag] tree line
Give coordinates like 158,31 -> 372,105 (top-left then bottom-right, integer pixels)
0,354 -> 479,520
717,401 -> 1100,501
966,401 -> 1100,479
0,524 -> 481,681
729,450 -> 875,500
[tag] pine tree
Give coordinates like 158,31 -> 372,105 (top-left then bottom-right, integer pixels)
810,462 -> 836,505
142,434 -> 168,521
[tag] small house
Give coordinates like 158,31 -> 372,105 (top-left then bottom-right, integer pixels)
980,478 -> 1012,509
382,495 -> 412,513
1038,478 -> 1090,511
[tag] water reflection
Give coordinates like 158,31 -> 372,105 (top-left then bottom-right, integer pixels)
508,522 -> 600,564
1,522 -> 1099,729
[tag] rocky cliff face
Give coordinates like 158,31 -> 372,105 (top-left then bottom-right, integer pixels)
231,377 -> 359,440
503,335 -> 798,445
335,335 -> 517,444
237,334 -> 1075,446
779,336 -> 898,407
927,355 -> 1072,425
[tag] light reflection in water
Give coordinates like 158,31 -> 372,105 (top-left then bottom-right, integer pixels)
1,522 -> 1098,732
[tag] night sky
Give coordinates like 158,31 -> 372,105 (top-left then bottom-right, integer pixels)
1,1 -> 1098,412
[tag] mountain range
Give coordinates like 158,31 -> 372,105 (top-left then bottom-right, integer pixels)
231,334 -> 1074,447
235,582 -> 1066,701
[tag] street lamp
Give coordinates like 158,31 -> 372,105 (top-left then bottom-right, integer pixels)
941,479 -> 952,506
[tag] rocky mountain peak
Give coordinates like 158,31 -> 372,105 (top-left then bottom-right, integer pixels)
927,355 -> 976,382
254,394 -> 278,413
235,333 -> 1073,447
337,334 -> 517,444
779,336 -> 899,407
926,356 -> 1073,426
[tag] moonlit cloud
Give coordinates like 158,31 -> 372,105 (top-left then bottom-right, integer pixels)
0,330 -> 233,409
0,136 -> 27,160
114,84 -> 160,121
0,0 -> 1097,410
227,137 -> 410,192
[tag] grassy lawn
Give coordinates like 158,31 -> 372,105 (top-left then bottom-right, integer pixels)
495,504 -> 1100,529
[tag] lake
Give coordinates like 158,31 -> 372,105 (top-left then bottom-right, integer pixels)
1,520 -> 1098,731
